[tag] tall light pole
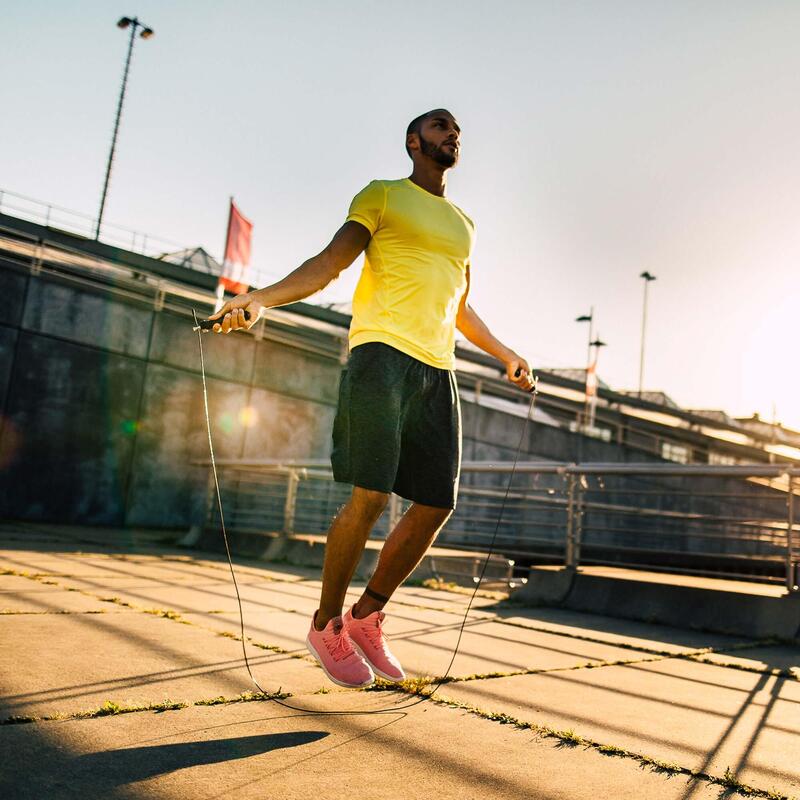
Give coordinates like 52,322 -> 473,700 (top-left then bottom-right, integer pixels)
576,309 -> 593,427
587,336 -> 607,427
638,271 -> 656,397
95,16 -> 154,240
575,308 -> 594,376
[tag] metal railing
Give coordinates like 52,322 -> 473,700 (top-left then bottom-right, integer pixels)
0,188 -> 187,257
194,459 -> 800,593
0,187 -> 281,286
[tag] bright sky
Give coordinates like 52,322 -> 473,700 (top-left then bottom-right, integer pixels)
4,1 -> 800,428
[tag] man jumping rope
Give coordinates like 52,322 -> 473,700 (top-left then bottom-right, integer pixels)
208,109 -> 536,688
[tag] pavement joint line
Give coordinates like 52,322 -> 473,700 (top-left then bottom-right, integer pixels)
367,650 -> 700,689
0,610 -> 113,616
364,684 -> 795,800
367,633 -> 789,689
487,616 -> 795,674
0,689 -> 293,727
0,566 -> 309,659
5,563 -> 796,683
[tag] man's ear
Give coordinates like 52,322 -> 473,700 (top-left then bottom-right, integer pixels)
406,132 -> 419,154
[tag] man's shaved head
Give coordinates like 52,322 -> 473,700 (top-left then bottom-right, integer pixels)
405,108 -> 458,158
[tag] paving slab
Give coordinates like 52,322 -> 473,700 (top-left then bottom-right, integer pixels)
119,551 -> 320,583
388,618 -> 657,678
178,602 -> 480,655
179,609 -> 659,682
442,656 -> 800,797
699,644 -> 800,676
0,550 -> 171,583
0,691 -> 731,800
496,605 -> 753,654
0,612 -> 328,720
51,570 -> 487,633
0,575 -> 121,614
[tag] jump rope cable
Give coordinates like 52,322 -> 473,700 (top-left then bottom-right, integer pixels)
193,309 -> 538,715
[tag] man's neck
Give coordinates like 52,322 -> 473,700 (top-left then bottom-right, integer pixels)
408,163 -> 448,197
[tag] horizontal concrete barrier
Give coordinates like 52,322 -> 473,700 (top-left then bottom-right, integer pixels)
180,526 -> 513,585
514,566 -> 800,640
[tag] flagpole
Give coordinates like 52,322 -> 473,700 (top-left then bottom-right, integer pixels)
584,306 -> 594,428
215,197 -> 235,313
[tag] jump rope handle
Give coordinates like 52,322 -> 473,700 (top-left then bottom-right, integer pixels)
193,309 -> 255,332
514,367 -> 539,395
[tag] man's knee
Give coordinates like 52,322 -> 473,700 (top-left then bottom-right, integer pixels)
412,502 -> 453,525
350,486 -> 390,519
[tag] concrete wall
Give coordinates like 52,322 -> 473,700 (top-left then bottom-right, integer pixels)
0,259 -> 339,528
0,255 -> 788,579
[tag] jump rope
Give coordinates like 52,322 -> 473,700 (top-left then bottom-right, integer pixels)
192,308 -> 538,715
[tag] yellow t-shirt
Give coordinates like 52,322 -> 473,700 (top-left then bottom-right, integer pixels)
346,178 -> 475,370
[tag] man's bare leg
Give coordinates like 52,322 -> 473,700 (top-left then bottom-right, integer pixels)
353,502 -> 452,618
315,486 -> 389,630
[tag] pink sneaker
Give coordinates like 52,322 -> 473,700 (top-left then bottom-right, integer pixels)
344,607 -> 405,682
305,612 -> 375,688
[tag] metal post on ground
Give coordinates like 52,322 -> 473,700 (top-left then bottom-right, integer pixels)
388,493 -> 401,533
574,474 -> 585,569
565,473 -> 577,569
787,475 -> 798,593
283,469 -> 299,535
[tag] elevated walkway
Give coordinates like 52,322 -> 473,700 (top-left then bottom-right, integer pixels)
514,564 -> 800,640
180,525 -> 516,587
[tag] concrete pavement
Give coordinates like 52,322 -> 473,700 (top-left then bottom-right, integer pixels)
1,522 -> 797,799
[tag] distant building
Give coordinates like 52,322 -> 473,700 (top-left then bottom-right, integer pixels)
618,390 -> 682,410
159,247 -> 222,277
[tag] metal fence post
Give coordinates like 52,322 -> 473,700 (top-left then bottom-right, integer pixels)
388,493 -> 401,532
565,473 -> 576,569
788,475 -> 798,593
283,468 -> 299,534
574,474 -> 584,569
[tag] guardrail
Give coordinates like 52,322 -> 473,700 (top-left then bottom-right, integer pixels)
193,459 -> 800,594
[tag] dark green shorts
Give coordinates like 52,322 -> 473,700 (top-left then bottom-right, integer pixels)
331,342 -> 462,509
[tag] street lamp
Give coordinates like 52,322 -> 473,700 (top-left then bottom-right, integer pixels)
576,310 -> 594,427
638,271 -> 656,397
94,16 -> 155,240
585,336 -> 607,429
575,308 -> 594,376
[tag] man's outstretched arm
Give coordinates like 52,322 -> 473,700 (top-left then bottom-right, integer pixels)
455,266 -> 536,392
208,221 -> 371,333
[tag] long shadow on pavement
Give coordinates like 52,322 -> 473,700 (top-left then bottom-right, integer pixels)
71,730 -> 330,787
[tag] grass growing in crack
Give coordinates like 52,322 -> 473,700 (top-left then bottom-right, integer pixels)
557,728 -> 585,746
596,743 -> 626,756
99,596 -> 134,608
1,715 -> 38,725
366,675 -> 437,695
687,654 -> 799,683
390,690 -> 794,800
215,629 -> 291,655
143,608 -> 190,624
194,690 -> 289,706
70,699 -> 189,720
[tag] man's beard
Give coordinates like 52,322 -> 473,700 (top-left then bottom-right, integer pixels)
419,133 -> 457,167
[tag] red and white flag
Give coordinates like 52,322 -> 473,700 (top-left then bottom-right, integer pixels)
219,199 -> 253,296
